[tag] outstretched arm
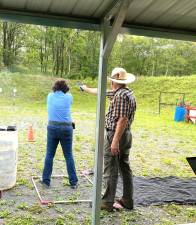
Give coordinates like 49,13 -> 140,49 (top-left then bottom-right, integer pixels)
81,85 -> 112,96
82,85 -> 98,95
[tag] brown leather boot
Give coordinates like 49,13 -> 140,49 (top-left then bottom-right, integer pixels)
100,202 -> 114,212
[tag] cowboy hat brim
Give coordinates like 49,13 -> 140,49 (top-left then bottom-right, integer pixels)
108,73 -> 135,84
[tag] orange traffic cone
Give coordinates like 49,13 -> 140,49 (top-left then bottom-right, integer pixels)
28,124 -> 35,142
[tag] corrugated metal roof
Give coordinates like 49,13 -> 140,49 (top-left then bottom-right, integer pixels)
0,0 -> 196,41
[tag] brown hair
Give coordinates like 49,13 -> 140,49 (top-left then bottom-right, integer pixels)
52,79 -> 69,93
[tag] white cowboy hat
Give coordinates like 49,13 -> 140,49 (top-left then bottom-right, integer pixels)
108,67 -> 135,84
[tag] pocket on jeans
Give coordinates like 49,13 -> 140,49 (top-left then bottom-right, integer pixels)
61,126 -> 73,136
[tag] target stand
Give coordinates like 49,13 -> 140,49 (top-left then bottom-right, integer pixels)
32,172 -> 94,205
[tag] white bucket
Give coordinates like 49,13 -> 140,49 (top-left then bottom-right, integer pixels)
0,130 -> 18,190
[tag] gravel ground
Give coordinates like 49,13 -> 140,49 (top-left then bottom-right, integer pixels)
0,109 -> 195,225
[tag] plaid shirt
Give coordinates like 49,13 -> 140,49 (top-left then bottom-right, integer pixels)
105,87 -> 136,131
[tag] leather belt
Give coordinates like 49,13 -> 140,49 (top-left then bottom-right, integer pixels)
48,121 -> 72,126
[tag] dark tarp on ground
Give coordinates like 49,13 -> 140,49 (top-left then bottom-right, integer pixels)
116,176 -> 196,206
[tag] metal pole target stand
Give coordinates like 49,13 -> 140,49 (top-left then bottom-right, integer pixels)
32,173 -> 94,205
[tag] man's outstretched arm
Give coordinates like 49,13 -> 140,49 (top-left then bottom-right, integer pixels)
82,85 -> 98,95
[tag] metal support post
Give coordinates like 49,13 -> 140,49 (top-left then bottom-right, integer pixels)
92,18 -> 109,225
92,1 -> 132,225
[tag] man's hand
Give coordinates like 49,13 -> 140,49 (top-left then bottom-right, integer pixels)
111,140 -> 119,156
81,85 -> 87,91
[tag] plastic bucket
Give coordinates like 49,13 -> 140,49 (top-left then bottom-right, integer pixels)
0,129 -> 18,190
174,106 -> 186,122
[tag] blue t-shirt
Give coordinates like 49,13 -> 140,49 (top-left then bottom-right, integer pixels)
47,91 -> 73,122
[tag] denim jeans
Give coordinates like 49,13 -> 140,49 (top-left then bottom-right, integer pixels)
42,125 -> 78,186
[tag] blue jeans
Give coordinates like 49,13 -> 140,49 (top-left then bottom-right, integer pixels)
42,125 -> 78,186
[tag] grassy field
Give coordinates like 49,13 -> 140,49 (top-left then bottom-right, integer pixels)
0,72 -> 196,225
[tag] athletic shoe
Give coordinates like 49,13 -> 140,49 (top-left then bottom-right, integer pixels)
39,179 -> 50,189
100,202 -> 114,212
70,184 -> 78,189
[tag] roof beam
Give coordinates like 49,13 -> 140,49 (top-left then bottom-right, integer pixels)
0,9 -> 100,30
122,23 -> 196,42
0,8 -> 196,42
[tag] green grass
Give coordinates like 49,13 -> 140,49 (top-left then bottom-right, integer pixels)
0,72 -> 195,225
132,75 -> 196,109
0,210 -> 10,219
1,72 -> 195,111
0,72 -> 97,111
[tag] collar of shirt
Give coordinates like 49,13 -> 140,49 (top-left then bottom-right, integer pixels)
54,91 -> 65,95
106,87 -> 133,99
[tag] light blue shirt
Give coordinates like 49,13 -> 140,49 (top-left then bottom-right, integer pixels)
47,91 -> 73,122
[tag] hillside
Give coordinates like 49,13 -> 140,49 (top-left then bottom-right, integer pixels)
0,72 -> 196,111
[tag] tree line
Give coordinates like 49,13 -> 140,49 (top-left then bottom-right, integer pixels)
0,21 -> 196,78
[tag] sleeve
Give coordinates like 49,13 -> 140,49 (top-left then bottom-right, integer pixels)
47,93 -> 50,105
106,90 -> 114,100
70,93 -> 73,104
47,93 -> 51,112
114,94 -> 130,118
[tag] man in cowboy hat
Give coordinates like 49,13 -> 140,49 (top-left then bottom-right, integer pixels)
81,67 -> 136,211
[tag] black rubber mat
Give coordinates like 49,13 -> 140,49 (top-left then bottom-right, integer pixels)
187,157 -> 196,175
116,176 -> 196,206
